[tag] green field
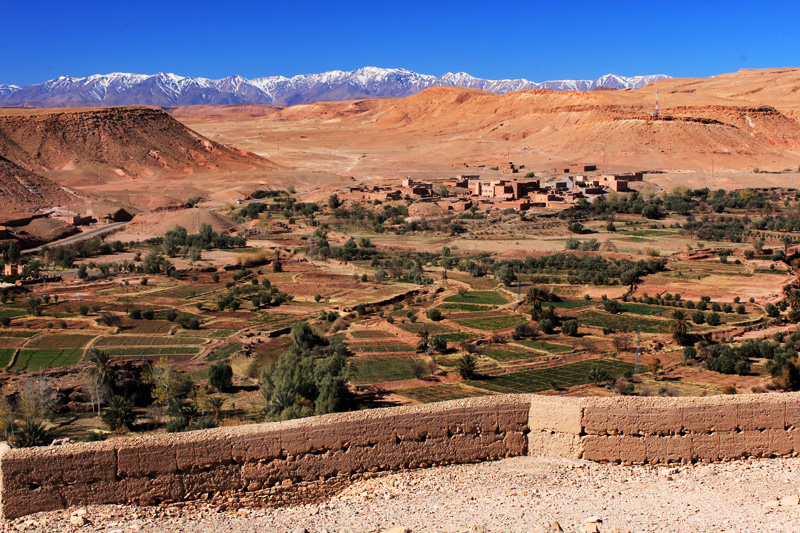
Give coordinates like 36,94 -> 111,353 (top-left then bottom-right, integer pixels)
444,291 -> 508,305
350,329 -> 394,339
436,332 -> 480,343
397,322 -> 454,335
96,336 -> 206,347
576,310 -> 671,333
620,303 -> 669,316
351,357 -> 427,384
0,309 -> 26,318
514,339 -> 574,354
349,341 -> 415,353
438,303 -> 496,312
207,342 -> 243,361
206,328 -> 242,338
454,314 -> 526,331
550,300 -> 594,309
467,358 -> 634,394
25,334 -> 96,350
481,343 -> 544,362
106,347 -> 201,356
0,331 -> 38,338
397,384 -> 490,403
0,349 -> 15,368
14,349 -> 84,371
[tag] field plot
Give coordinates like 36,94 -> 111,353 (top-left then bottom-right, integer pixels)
106,347 -> 201,356
350,329 -> 395,339
443,291 -> 508,306
121,320 -> 175,334
348,340 -> 415,353
14,349 -> 84,371
480,343 -> 545,362
351,356 -> 427,384
397,383 -> 491,403
576,310 -> 672,334
0,336 -> 29,349
0,349 -> 15,367
25,334 -> 96,350
467,358 -> 634,394
149,284 -> 220,299
454,314 -> 526,331
550,300 -> 595,310
638,260 -> 793,302
514,339 -> 575,355
438,303 -> 495,312
620,303 -> 670,316
207,342 -> 243,361
95,336 -> 206,347
397,322 -> 455,335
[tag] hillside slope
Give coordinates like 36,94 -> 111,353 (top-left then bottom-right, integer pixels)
0,106 -> 270,181
0,155 -> 78,212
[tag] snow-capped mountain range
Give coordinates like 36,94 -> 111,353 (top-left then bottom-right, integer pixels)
0,67 -> 670,108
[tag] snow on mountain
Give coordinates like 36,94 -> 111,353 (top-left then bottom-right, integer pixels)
0,85 -> 20,97
0,68 -> 670,107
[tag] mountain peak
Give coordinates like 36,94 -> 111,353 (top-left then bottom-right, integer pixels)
0,68 -> 671,107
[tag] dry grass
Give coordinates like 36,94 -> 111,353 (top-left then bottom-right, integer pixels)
235,249 -> 270,267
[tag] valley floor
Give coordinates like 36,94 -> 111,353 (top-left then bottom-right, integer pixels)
10,455 -> 800,532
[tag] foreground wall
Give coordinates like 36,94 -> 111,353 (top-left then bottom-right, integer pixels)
528,393 -> 800,464
2,393 -> 800,519
0,395 -> 530,519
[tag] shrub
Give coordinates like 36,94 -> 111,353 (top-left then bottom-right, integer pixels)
602,299 -> 623,314
540,318 -> 555,334
208,362 -> 233,391
14,420 -> 52,448
0,316 -> 9,327
587,366 -> 612,386
142,309 -> 155,320
128,308 -> 142,320
430,335 -> 448,353
140,277 -> 148,286
561,319 -> 579,336
426,308 -> 443,321
165,309 -> 178,322
691,310 -> 705,324
78,304 -> 89,316
706,312 -> 721,326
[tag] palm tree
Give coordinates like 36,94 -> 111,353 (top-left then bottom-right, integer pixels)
788,289 -> 800,310
85,349 -> 118,390
208,396 -> 226,421
416,327 -> 430,353
101,395 -> 137,431
669,309 -> 690,343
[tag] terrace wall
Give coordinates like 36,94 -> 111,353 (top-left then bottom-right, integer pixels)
2,393 -> 800,518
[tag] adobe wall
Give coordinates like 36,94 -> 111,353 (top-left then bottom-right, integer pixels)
1,392 -> 800,519
528,393 -> 800,464
0,395 -> 530,519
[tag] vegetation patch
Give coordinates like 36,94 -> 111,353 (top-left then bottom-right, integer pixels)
398,384 -> 490,403
349,329 -> 394,339
348,341 -> 415,353
443,291 -> 508,306
207,342 -> 243,361
25,334 -> 96,350
467,358 -> 634,394
350,356 -> 428,384
481,344 -> 545,362
576,310 -> 671,333
14,349 -> 84,370
438,303 -> 496,312
514,339 -> 574,354
106,347 -> 201,356
95,336 -> 205,347
454,314 -> 526,331
0,349 -> 15,368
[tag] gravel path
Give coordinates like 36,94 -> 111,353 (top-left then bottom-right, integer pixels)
8,455 -> 800,532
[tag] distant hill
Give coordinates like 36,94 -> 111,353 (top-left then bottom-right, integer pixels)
0,106 -> 270,180
0,68 -> 670,107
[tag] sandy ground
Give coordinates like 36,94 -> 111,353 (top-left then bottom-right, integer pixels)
10,455 -> 800,532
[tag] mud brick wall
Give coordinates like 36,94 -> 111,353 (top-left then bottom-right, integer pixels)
0,395 -> 530,519
3,392 -> 800,519
527,393 -> 800,464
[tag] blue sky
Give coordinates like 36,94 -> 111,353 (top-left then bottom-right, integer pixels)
1,0 -> 798,86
